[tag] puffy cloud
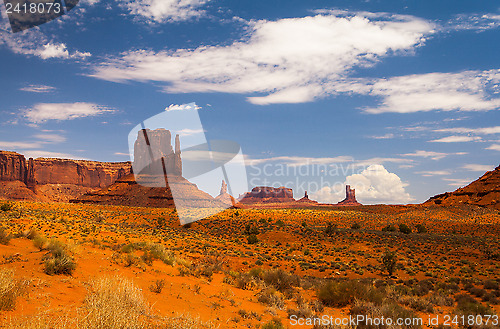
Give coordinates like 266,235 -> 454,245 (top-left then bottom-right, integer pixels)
23,103 -> 114,123
90,12 -> 433,103
311,164 -> 413,204
0,21 -> 91,60
118,0 -> 211,23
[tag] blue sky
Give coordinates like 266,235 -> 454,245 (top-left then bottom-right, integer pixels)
0,0 -> 499,204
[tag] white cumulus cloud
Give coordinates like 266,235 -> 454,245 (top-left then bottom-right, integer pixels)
311,164 -> 413,204
119,0 -> 211,23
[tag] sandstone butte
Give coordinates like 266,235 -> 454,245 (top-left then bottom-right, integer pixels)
73,128 -> 225,209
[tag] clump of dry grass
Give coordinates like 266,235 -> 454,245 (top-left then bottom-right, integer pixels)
42,239 -> 76,275
5,313 -> 76,329
0,226 -> 12,245
163,314 -> 215,329
0,268 -> 17,311
82,276 -> 149,329
0,268 -> 29,311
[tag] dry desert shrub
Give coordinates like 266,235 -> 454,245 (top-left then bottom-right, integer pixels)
0,268 -> 29,311
257,287 -> 285,309
0,226 -> 12,245
0,268 -> 17,311
42,240 -> 76,275
149,279 -> 166,294
6,313 -> 76,329
82,276 -> 149,329
317,280 -> 385,307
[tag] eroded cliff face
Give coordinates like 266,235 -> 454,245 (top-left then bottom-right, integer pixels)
0,151 -> 28,183
0,150 -> 131,201
32,158 -> 131,188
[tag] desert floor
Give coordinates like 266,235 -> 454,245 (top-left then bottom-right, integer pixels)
1,201 -> 500,328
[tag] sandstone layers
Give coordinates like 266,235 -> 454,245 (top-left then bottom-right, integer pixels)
74,129 -> 226,209
239,186 -> 294,204
0,150 -> 131,202
426,164 -> 500,210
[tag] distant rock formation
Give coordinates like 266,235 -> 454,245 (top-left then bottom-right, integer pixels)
0,150 -> 131,202
337,185 -> 361,206
425,164 -> 500,210
239,186 -> 294,204
215,180 -> 235,206
297,191 -> 318,204
74,131 -> 227,210
0,151 -> 30,184
133,128 -> 182,177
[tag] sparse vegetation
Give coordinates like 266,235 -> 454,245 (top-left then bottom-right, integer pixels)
381,250 -> 397,276
82,276 -> 149,328
0,227 -> 12,245
0,202 -> 13,212
399,223 -> 412,234
42,239 -> 76,275
0,268 -> 17,311
149,279 -> 166,294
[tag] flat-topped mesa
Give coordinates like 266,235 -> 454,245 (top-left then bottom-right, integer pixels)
337,185 -> 362,206
0,149 -> 132,202
32,158 -> 131,188
133,128 -> 182,177
251,186 -> 293,199
239,186 -> 294,204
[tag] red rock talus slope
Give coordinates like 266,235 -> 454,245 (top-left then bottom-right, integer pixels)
73,174 -> 225,209
425,165 -> 500,210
